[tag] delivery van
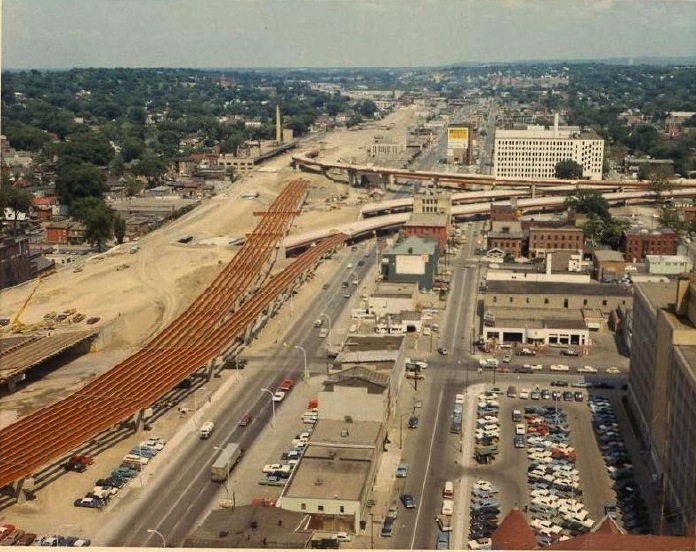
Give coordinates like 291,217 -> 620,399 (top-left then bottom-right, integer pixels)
199,421 -> 215,439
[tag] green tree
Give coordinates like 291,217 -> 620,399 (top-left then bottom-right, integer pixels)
113,213 -> 126,244
355,100 -> 377,118
72,197 -> 114,251
55,162 -> 105,205
555,159 -> 584,180
658,205 -> 686,236
124,176 -> 145,197
565,191 -> 611,221
132,154 -> 168,186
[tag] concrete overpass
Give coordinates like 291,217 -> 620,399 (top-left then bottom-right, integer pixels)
292,150 -> 695,194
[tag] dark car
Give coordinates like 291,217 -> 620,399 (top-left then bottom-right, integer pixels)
380,516 -> 396,537
594,382 -> 616,389
574,391 -> 584,402
560,349 -> 580,356
551,380 -> 569,387
238,414 -> 253,427
400,493 -> 417,509
408,416 -> 419,429
357,260 -> 365,267
562,391 -> 574,401
437,347 -> 448,355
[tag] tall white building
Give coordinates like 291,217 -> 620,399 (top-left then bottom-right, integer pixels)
493,115 -> 604,180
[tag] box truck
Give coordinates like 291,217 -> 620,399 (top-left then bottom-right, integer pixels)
211,442 -> 243,482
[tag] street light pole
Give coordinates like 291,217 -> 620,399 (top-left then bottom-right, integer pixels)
146,529 -> 166,548
294,345 -> 308,380
260,388 -> 276,428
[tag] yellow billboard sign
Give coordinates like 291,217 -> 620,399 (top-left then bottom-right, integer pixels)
447,126 -> 469,149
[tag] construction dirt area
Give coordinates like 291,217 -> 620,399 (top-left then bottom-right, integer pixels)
0,106 -> 421,538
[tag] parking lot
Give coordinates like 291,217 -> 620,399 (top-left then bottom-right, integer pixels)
460,381 -> 626,548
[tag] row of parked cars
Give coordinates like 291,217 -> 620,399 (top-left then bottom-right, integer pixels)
523,406 -> 593,547
474,392 -> 500,464
589,396 -> 652,534
260,426 -> 312,486
467,479 -> 498,549
73,437 -> 167,510
0,525 -> 90,547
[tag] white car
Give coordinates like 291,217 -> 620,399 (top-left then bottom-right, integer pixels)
347,263 -> 353,269
577,365 -> 597,373
272,391 -> 286,402
455,393 -> 465,405
606,366 -> 621,374
331,532 -> 352,542
515,423 -> 526,435
441,498 -> 454,516
519,389 -> 530,399
467,537 -> 492,550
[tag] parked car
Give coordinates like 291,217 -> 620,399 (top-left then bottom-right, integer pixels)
408,416 -> 419,429
560,349 -> 580,357
396,463 -> 409,478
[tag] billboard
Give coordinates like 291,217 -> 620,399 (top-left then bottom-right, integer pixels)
447,126 -> 470,150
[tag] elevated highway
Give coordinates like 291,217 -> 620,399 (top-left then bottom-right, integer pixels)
293,150 -> 695,191
285,187 -> 696,253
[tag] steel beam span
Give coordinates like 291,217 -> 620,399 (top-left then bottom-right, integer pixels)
0,180 -> 310,489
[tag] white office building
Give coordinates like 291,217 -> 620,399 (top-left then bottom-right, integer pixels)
493,115 -> 604,180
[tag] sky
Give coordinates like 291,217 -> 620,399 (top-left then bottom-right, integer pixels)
2,0 -> 696,69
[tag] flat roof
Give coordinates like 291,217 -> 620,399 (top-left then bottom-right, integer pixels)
486,280 -> 634,297
486,307 -> 586,330
373,281 -> 417,297
340,334 -> 405,353
403,213 -> 447,227
283,421 -> 380,501
634,281 -> 677,312
593,250 -> 625,262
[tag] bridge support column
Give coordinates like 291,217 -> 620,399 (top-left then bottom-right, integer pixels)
277,243 -> 287,261
432,177 -> 439,189
13,478 -> 26,503
347,169 -> 357,187
204,357 -> 222,381
134,408 -> 146,431
531,184 -> 537,198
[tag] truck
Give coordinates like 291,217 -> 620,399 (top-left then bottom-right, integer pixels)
211,442 -> 243,482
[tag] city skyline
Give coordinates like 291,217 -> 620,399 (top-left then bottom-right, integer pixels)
3,0 -> 696,70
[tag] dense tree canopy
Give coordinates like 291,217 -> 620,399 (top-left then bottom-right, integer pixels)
555,159 -> 584,179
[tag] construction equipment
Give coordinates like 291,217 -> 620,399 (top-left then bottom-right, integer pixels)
10,277 -> 45,332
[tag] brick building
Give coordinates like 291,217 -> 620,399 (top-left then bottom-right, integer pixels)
401,213 -> 448,254
45,221 -> 86,245
487,221 -> 524,257
490,202 -> 518,222
528,226 -> 584,258
622,227 -> 679,262
592,249 -> 626,282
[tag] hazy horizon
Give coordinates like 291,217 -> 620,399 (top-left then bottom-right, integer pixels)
3,0 -> 696,70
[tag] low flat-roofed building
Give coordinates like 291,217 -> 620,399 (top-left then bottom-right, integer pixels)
592,249 -> 626,282
368,282 -> 418,317
278,420 -> 382,533
485,280 -> 633,309
183,503 -> 312,548
481,307 -> 590,348
646,254 -> 693,275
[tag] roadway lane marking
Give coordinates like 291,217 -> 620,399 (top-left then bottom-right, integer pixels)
409,387 -> 445,550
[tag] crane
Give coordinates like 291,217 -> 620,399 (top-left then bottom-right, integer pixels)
10,277 -> 45,331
